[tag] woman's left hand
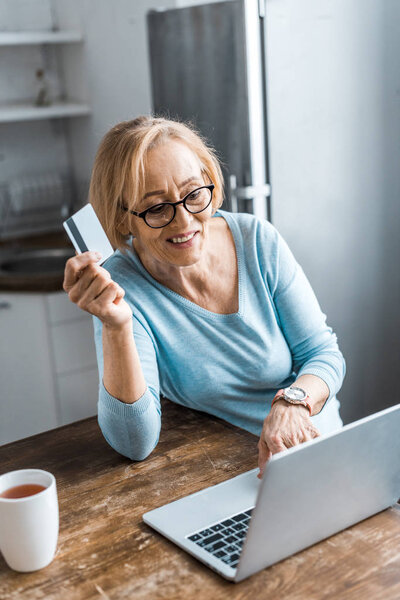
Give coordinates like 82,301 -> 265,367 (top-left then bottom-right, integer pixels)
257,400 -> 320,479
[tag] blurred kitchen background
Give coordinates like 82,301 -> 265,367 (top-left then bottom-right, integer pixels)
1,0 -> 399,445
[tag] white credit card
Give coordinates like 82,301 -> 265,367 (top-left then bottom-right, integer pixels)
63,203 -> 114,264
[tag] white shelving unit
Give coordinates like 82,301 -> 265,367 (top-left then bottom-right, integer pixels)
0,29 -> 90,124
0,28 -> 91,235
0,30 -> 83,46
0,101 -> 91,123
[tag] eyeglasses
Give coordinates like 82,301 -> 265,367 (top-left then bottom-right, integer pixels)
121,184 -> 215,229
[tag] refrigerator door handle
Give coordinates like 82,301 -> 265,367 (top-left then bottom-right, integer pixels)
233,183 -> 271,199
230,174 -> 271,212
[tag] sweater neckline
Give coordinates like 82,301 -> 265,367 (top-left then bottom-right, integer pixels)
127,210 -> 245,320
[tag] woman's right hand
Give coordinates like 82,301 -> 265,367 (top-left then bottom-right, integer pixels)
63,251 -> 132,330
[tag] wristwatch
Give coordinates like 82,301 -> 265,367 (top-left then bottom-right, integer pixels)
271,386 -> 312,415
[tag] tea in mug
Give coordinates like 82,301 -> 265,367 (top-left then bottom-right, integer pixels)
0,484 -> 46,499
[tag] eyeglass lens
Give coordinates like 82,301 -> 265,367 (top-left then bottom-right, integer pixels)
145,187 -> 212,228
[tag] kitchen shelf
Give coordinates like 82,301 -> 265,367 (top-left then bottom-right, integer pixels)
0,101 -> 91,123
0,30 -> 83,46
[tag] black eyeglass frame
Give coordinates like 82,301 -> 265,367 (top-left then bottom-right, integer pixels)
120,184 -> 215,229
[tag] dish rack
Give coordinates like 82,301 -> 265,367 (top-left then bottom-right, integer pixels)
0,173 -> 80,240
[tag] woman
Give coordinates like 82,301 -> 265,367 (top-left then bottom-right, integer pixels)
63,116 -> 345,478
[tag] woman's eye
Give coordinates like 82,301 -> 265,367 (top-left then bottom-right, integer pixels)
148,204 -> 166,215
187,190 -> 200,200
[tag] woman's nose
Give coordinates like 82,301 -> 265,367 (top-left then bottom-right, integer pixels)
172,203 -> 192,228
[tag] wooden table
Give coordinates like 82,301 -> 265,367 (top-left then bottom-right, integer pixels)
1,400 -> 400,599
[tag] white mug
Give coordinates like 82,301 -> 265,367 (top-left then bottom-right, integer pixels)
0,469 -> 59,572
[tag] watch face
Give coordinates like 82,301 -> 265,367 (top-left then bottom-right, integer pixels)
285,386 -> 306,401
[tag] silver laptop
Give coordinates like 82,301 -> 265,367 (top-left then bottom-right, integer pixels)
143,404 -> 400,582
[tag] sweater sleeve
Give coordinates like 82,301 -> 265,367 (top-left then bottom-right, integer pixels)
271,230 -> 346,405
92,314 -> 161,461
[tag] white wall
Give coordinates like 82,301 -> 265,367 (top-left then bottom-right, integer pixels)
0,0 -> 53,31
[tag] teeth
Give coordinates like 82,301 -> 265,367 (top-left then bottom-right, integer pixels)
170,232 -> 196,244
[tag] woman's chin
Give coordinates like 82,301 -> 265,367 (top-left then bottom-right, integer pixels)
167,251 -> 202,268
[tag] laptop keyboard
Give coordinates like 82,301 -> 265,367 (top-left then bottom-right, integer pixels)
186,508 -> 254,569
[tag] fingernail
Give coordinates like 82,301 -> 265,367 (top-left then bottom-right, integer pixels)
95,252 -> 102,259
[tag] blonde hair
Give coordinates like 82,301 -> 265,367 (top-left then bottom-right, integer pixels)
89,115 -> 225,251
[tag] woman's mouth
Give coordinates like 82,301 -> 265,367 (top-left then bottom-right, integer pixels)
166,230 -> 199,247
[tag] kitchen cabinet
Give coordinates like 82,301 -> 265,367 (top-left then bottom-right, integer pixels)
0,292 -> 57,444
0,290 -> 98,445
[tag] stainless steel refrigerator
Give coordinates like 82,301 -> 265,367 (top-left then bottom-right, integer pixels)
147,0 -> 400,424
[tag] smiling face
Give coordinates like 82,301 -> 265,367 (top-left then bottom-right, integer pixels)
127,139 -> 215,270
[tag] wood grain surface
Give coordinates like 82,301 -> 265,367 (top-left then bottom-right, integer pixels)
0,399 -> 399,600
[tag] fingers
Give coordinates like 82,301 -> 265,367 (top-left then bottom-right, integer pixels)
63,251 -> 126,319
257,440 -> 271,469
113,286 -> 126,305
281,423 -> 319,446
305,423 -> 321,440
301,430 -> 314,443
281,430 -> 301,447
266,433 -> 287,454
81,279 -> 124,316
75,267 -> 112,307
257,413 -> 321,480
70,263 -> 107,301
257,440 -> 272,480
89,281 -> 125,311
89,282 -> 125,320
63,251 -> 102,292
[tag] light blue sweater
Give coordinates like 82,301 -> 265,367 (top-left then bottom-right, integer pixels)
93,210 -> 345,461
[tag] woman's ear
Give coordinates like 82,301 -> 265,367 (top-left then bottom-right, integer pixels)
116,218 -> 131,236
211,194 -> 221,216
